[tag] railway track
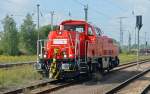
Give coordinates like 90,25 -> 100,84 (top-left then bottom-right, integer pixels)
30,76 -> 89,94
106,58 -> 150,74
3,79 -> 62,94
0,62 -> 35,68
0,58 -> 149,69
141,83 -> 150,94
106,68 -> 150,94
2,59 -> 150,94
3,76 -> 88,94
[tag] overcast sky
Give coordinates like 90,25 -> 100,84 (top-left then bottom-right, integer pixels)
0,0 -> 150,45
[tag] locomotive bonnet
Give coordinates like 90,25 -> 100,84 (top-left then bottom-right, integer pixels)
35,20 -> 119,79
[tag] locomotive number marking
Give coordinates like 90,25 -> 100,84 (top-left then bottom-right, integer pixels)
53,39 -> 67,44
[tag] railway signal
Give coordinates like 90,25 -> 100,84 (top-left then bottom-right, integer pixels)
145,32 -> 148,55
136,15 -> 143,70
136,15 -> 142,30
128,31 -> 131,53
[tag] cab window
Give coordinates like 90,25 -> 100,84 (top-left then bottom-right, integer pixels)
88,27 -> 94,36
64,25 -> 85,33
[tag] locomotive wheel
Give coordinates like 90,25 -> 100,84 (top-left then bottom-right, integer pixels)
90,63 -> 103,81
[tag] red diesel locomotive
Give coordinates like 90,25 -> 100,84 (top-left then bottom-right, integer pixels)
36,20 -> 119,79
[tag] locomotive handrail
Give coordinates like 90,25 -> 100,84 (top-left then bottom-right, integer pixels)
75,33 -> 81,66
85,40 -> 89,63
37,39 -> 76,61
37,39 -> 51,60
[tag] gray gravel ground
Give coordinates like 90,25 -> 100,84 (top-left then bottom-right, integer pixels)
117,71 -> 150,94
50,62 -> 150,94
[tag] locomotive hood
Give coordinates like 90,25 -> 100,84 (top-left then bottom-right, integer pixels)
46,30 -> 84,60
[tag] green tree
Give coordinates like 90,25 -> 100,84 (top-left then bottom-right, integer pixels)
38,25 -> 51,39
38,25 -> 58,39
1,15 -> 19,55
0,32 -> 3,54
19,14 -> 37,55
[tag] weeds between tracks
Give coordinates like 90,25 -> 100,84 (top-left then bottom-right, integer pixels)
0,55 -> 36,64
0,65 -> 42,91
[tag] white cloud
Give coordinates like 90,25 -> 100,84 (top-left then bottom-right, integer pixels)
2,0 -> 31,13
0,0 -> 36,31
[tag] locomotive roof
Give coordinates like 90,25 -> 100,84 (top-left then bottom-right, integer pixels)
61,20 -> 88,25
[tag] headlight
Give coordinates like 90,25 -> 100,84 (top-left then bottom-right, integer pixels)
64,54 -> 67,58
58,31 -> 62,35
44,54 -> 47,58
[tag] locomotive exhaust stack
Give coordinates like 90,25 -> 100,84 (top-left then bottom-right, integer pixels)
36,20 -> 119,79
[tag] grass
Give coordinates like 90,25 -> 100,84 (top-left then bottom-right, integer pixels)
0,53 -> 149,91
0,55 -> 36,63
119,53 -> 150,64
0,65 -> 42,91
0,54 -> 149,64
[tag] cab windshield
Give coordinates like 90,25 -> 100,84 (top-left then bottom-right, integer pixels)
64,25 -> 85,33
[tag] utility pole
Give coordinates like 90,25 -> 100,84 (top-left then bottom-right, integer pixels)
84,4 -> 88,22
37,4 -> 40,63
145,32 -> 148,55
37,4 -> 40,40
69,11 -> 71,20
137,28 -> 140,69
118,17 -> 127,47
135,27 -> 137,48
128,31 -> 131,53
50,11 -> 55,31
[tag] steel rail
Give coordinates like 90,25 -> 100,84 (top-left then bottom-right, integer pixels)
140,84 -> 150,94
33,59 -> 150,94
31,82 -> 74,94
31,78 -> 88,94
106,68 -> 150,94
113,59 -> 150,72
0,62 -> 35,68
4,77 -> 88,94
3,79 -> 61,94
32,60 -> 150,94
0,58 -> 149,69
118,58 -> 150,67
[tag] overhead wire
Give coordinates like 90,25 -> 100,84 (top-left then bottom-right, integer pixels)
102,0 -> 126,12
72,0 -> 111,19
